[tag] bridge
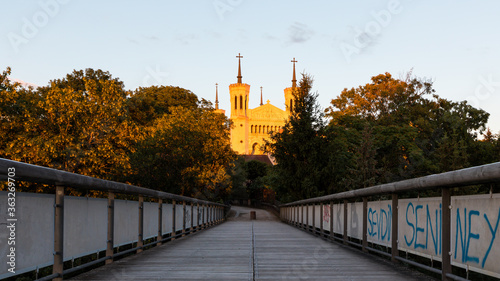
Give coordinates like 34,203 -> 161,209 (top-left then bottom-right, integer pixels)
1,158 -> 500,281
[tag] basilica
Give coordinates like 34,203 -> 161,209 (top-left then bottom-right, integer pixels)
215,54 -> 298,156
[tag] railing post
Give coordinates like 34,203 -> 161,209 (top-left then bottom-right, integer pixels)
329,201 -> 334,240
343,199 -> 348,245
391,194 -> 399,262
319,203 -> 324,237
190,202 -> 194,231
106,192 -> 115,264
157,198 -> 163,246
442,188 -> 451,280
208,205 -> 212,226
362,197 -> 368,252
295,205 -> 299,227
196,203 -> 200,231
53,185 -> 64,281
137,195 -> 144,253
301,204 -> 305,229
182,201 -> 186,237
306,204 -> 309,231
312,203 -> 316,234
202,204 -> 206,229
172,200 -> 176,241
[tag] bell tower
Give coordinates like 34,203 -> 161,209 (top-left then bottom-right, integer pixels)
229,53 -> 251,154
284,58 -> 297,115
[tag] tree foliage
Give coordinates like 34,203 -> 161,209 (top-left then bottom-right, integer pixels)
267,74 -> 330,202
128,102 -> 235,200
0,67 -> 236,200
326,72 -> 493,189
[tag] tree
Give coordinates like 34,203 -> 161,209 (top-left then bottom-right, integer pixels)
0,67 -> 41,163
128,103 -> 236,200
326,72 -> 491,186
267,74 -> 329,202
128,85 -> 198,126
1,68 -> 137,182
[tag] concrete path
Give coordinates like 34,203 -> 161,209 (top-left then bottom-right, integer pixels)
71,206 -> 432,280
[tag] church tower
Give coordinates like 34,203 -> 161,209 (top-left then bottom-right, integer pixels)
229,53 -> 251,154
284,58 -> 298,115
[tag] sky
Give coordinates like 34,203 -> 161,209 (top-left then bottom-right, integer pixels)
2,0 -> 500,133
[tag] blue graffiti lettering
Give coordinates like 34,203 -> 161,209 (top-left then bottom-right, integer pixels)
455,208 -> 467,262
405,202 -> 415,246
482,208 -> 500,268
415,204 -> 425,250
465,210 -> 480,264
426,205 -> 439,255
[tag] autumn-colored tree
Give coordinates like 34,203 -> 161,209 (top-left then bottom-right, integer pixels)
128,102 -> 236,200
1,68 -> 137,182
0,68 -> 41,163
326,72 -> 491,186
128,85 -> 198,126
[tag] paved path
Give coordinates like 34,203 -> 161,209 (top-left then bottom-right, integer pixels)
71,206 -> 431,280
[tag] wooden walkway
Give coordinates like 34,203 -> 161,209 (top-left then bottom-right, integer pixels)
71,206 -> 430,280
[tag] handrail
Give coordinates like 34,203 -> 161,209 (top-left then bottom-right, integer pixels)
0,158 -> 226,207
282,161 -> 500,206
279,161 -> 500,281
0,157 -> 228,281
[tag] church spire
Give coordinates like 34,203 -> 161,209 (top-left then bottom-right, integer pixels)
291,57 -> 298,88
260,86 -> 263,106
215,83 -> 219,110
236,53 -> 243,84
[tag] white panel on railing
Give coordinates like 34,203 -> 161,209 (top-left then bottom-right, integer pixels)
307,205 -> 313,226
192,205 -> 198,227
348,202 -> 363,239
161,203 -> 173,235
143,201 -> 158,239
450,194 -> 500,278
332,203 -> 344,234
64,196 -> 107,259
398,197 -> 441,260
114,199 -> 139,246
0,192 -> 54,278
184,203 -> 192,229
396,195 -> 500,278
175,204 -> 184,231
314,205 -> 321,228
366,200 -> 392,246
321,204 -> 331,231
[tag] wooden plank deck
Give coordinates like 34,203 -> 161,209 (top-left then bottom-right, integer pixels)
71,206 -> 432,280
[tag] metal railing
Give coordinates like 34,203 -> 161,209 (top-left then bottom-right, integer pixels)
279,162 -> 500,281
0,158 -> 229,281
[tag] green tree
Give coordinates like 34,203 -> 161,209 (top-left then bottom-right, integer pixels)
128,85 -> 198,126
128,103 -> 236,200
267,74 -> 329,202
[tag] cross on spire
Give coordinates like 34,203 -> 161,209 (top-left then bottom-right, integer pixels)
236,53 -> 243,84
291,58 -> 298,88
215,83 -> 219,110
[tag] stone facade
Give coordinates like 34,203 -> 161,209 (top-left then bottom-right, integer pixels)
217,55 -> 297,155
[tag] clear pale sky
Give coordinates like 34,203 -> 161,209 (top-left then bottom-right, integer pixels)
2,0 -> 500,133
